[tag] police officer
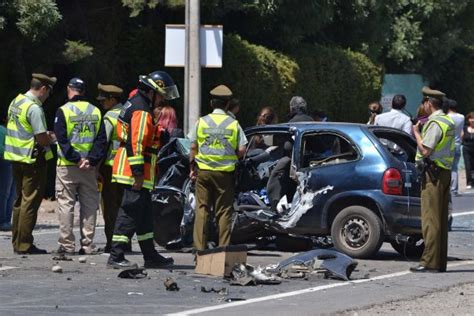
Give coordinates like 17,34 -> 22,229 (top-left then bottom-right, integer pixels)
107,72 -> 178,269
54,78 -> 107,255
5,73 -> 56,254
188,85 -> 248,250
96,83 -> 126,253
411,87 -> 455,273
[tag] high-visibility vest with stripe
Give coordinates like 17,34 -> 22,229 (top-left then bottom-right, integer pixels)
195,113 -> 239,172
416,113 -> 455,170
104,105 -> 122,166
57,101 -> 102,166
112,102 -> 162,190
4,94 -> 53,164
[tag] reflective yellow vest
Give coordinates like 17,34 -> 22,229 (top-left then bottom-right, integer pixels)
57,101 -> 102,166
416,113 -> 455,170
195,113 -> 239,172
103,105 -> 122,166
4,94 -> 53,164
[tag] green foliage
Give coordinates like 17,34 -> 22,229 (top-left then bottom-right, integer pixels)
436,46 -> 474,114
15,0 -> 62,41
63,40 -> 94,64
290,45 -> 383,123
121,0 -> 159,17
202,35 -> 299,126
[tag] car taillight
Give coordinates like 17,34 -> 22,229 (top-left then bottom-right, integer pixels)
382,168 -> 403,195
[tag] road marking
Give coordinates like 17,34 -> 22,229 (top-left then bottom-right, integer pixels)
168,260 -> 474,316
0,266 -> 18,271
453,211 -> 474,217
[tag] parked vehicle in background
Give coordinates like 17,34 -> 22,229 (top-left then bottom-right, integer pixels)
152,122 -> 424,259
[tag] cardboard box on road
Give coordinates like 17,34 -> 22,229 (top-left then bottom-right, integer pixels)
195,245 -> 247,277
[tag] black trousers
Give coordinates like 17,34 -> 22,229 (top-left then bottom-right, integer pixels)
110,187 -> 157,261
463,147 -> 474,186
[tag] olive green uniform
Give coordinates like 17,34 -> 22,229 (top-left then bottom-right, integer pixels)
188,85 -> 247,250
4,74 -> 56,253
96,84 -> 125,251
417,107 -> 455,271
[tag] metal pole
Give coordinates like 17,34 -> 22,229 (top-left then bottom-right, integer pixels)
184,0 -> 201,134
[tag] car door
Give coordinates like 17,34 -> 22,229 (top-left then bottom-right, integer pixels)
285,129 -> 361,234
368,127 -> 421,197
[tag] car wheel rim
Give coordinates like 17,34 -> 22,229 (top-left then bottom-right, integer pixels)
341,217 -> 370,249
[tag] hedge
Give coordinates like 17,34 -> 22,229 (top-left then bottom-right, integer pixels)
201,37 -> 383,127
436,46 -> 474,115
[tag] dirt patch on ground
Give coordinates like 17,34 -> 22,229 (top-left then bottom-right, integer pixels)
343,282 -> 474,315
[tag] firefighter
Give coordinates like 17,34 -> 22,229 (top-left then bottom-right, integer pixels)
55,78 -> 107,255
107,72 -> 179,269
188,85 -> 248,251
5,73 -> 56,254
96,83 -> 126,253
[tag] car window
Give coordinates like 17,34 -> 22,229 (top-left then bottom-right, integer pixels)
371,131 -> 416,163
301,132 -> 358,168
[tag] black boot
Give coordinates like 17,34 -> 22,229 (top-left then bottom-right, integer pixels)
107,257 -> 138,269
144,254 -> 174,269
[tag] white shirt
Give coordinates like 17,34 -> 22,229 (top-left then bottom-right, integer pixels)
448,112 -> 465,144
374,109 -> 413,135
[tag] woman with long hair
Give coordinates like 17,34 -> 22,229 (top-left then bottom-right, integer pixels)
156,106 -> 184,138
257,106 -> 278,126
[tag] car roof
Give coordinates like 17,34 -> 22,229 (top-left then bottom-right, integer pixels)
245,121 -> 366,134
245,122 -> 414,138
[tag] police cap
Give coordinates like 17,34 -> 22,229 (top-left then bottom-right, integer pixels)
210,85 -> 233,101
422,86 -> 446,101
32,73 -> 57,89
97,83 -> 123,101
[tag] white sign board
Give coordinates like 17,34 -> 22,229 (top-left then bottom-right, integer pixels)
165,24 -> 223,68
380,94 -> 394,111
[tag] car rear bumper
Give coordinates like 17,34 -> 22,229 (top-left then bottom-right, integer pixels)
377,193 -> 422,236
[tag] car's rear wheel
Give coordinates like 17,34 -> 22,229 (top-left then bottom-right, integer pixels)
390,239 -> 424,258
331,206 -> 384,259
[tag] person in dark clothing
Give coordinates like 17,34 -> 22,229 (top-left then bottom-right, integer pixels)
107,72 -> 178,269
463,112 -> 474,189
288,96 -> 314,123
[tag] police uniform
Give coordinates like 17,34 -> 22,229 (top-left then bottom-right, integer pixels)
413,87 -> 455,272
108,73 -> 178,269
54,78 -> 108,254
4,73 -> 55,254
189,85 -> 248,250
96,83 -> 125,252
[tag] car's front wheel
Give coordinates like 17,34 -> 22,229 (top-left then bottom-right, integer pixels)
331,206 -> 384,259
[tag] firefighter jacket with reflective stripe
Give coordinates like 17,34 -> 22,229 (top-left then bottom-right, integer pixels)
195,113 -> 239,172
104,105 -> 123,166
112,90 -> 164,190
416,113 -> 455,170
57,101 -> 102,166
4,93 -> 53,163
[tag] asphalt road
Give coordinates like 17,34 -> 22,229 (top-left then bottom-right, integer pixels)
0,193 -> 472,316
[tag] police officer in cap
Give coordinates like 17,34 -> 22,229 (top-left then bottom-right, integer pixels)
96,83 -> 127,253
188,85 -> 248,250
4,73 -> 56,254
411,87 -> 455,273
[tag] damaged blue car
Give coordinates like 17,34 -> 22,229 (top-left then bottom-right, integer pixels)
152,122 -> 423,259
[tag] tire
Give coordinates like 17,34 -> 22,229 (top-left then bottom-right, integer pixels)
331,206 -> 384,259
390,239 -> 424,258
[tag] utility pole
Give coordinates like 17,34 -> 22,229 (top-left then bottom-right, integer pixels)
184,0 -> 201,134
